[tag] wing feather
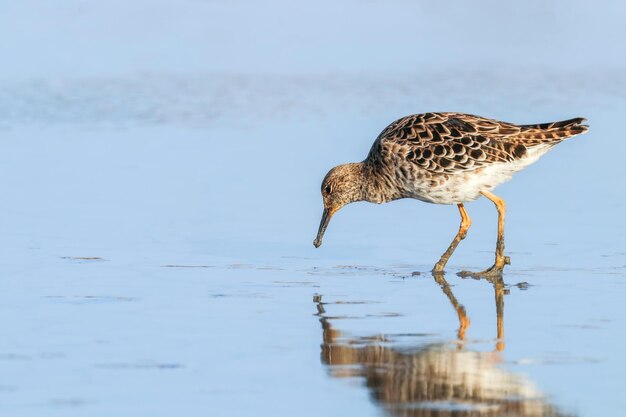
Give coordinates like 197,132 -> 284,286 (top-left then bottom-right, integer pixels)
368,112 -> 587,174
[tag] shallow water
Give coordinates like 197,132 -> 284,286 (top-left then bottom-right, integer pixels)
1,1 -> 626,416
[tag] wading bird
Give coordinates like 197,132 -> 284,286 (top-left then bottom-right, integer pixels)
313,113 -> 588,275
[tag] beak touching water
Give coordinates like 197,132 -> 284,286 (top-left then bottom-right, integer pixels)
313,208 -> 334,248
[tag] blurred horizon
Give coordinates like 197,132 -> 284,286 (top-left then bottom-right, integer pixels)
2,0 -> 626,79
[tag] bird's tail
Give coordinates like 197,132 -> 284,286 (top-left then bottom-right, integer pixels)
517,117 -> 589,144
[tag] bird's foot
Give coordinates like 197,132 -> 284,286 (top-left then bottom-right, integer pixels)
431,263 -> 446,275
457,256 -> 510,280
458,266 -> 502,279
431,256 -> 452,275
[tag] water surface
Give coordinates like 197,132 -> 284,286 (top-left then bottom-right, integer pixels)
1,1 -> 625,416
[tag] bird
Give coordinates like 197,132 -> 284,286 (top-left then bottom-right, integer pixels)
313,112 -> 588,276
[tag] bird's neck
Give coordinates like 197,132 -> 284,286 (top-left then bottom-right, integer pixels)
358,161 -> 402,204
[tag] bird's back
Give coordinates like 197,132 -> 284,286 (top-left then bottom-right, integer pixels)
365,113 -> 588,204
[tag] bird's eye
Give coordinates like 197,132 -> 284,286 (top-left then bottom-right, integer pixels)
325,185 -> 332,194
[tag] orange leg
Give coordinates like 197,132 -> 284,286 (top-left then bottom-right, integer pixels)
432,203 -> 472,273
481,191 -> 511,275
459,191 -> 511,278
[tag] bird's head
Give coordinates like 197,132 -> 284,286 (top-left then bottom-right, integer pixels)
313,163 -> 365,248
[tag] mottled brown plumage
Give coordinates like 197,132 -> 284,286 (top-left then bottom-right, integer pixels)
371,112 -> 587,174
314,112 -> 589,275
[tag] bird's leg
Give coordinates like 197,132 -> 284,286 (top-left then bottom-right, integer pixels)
432,203 -> 471,274
483,191 -> 510,273
460,191 -> 510,278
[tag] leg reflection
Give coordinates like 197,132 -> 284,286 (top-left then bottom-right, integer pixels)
433,274 -> 470,343
438,273 -> 507,352
494,276 -> 505,352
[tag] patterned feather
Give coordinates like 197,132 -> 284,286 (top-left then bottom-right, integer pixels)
368,112 -> 589,174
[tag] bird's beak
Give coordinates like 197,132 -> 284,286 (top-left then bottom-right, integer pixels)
313,207 -> 334,248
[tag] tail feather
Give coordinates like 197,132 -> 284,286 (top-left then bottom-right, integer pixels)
520,117 -> 587,130
517,117 -> 589,144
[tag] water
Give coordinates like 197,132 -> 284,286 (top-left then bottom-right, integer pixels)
1,1 -> 625,416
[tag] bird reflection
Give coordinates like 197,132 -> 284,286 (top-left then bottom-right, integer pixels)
314,275 -> 575,417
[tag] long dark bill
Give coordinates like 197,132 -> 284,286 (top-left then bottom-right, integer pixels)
313,208 -> 333,248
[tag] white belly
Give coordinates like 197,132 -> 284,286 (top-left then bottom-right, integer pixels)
408,145 -> 552,204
